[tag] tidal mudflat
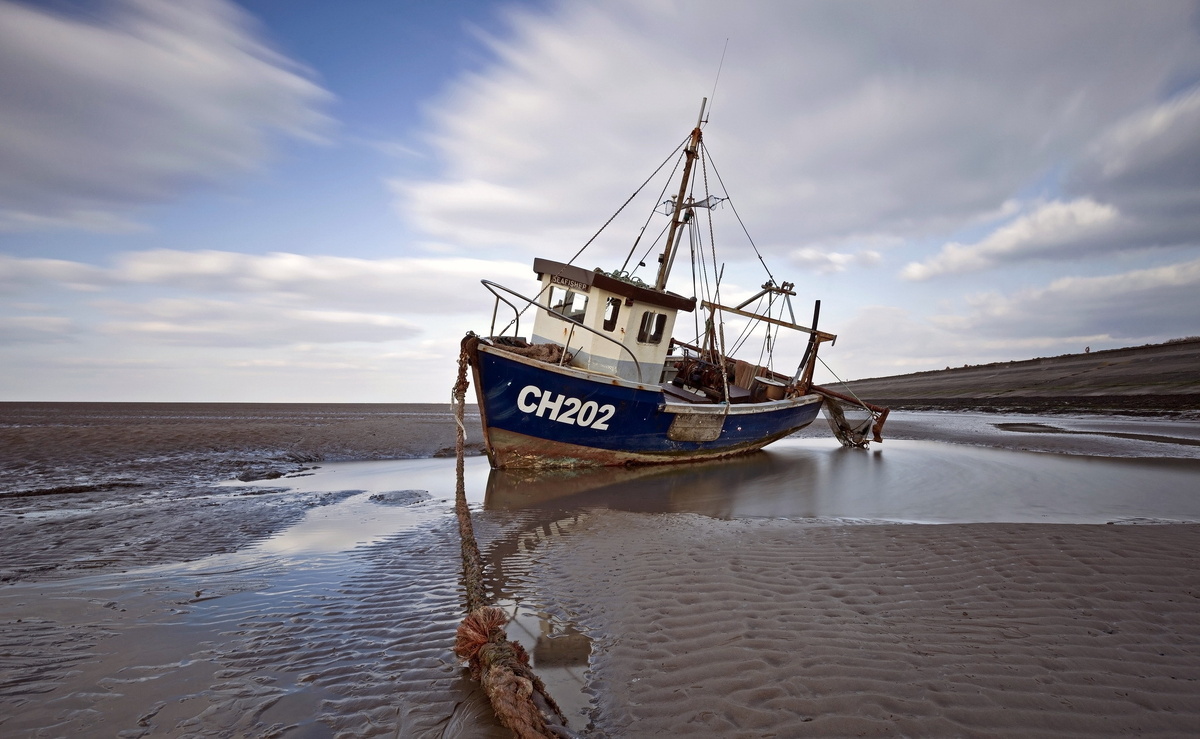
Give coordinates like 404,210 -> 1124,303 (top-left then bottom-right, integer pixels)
2,404 -> 1199,736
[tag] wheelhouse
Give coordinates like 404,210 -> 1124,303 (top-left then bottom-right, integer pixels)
529,258 -> 695,384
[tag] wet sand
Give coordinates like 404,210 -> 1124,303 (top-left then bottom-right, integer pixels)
3,403 -> 1200,736
513,513 -> 1200,736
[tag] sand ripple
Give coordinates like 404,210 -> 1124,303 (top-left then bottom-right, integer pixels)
169,518 -> 508,738
0,513 -> 510,738
521,513 -> 1200,736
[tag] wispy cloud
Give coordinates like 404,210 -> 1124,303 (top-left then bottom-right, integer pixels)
905,86 -> 1200,280
0,315 -> 78,343
902,199 -> 1121,280
0,255 -> 107,291
829,256 -> 1200,379
790,247 -> 882,275
2,250 -> 533,312
96,298 -> 422,347
0,249 -> 535,351
393,0 -> 1198,263
0,209 -> 150,234
939,257 -> 1200,340
0,0 -> 333,231
1067,87 -> 1200,245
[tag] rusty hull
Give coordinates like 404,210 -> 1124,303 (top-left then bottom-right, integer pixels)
480,425 -> 807,469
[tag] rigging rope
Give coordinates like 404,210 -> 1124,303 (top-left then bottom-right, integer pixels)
699,146 -> 733,407
816,352 -> 873,410
496,137 -> 689,338
629,219 -> 672,285
706,39 -> 730,122
703,149 -> 776,284
620,148 -> 686,275
568,135 -> 689,267
728,294 -> 761,355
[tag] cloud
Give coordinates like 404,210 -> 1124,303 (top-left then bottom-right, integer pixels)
0,250 -> 536,349
392,0 -> 1200,262
939,257 -> 1200,341
1066,87 -> 1200,243
905,86 -> 1200,279
901,198 -> 1121,280
790,247 -> 882,274
0,209 -> 150,234
823,306 -> 976,379
0,0 -> 332,230
1074,88 -> 1200,208
1,249 -> 533,313
96,298 -> 422,347
828,302 -> 1127,381
0,254 -> 108,291
108,250 -> 536,315
0,315 -> 77,343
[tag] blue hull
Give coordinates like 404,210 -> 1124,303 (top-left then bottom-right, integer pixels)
470,344 -> 822,468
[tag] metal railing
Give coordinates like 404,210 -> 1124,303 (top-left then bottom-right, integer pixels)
480,279 -> 646,384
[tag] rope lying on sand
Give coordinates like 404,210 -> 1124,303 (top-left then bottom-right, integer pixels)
452,336 -> 572,738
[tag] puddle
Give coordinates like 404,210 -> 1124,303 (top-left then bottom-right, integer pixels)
481,510 -> 597,730
224,455 -> 492,506
254,490 -> 433,555
500,599 -> 593,728
481,438 -> 1200,524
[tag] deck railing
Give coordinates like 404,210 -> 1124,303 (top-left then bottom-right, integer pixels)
480,279 -> 646,384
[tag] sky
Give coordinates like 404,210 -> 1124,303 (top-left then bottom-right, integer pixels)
2,0 -> 1199,402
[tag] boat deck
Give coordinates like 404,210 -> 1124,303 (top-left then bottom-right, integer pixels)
661,382 -> 753,404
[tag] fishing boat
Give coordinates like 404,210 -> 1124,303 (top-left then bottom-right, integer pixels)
462,98 -> 887,468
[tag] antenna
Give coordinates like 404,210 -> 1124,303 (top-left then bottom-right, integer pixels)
706,38 -> 730,124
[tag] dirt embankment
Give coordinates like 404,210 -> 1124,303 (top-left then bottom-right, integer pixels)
840,338 -> 1200,414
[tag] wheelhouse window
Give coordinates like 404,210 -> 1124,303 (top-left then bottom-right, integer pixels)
602,297 -> 621,332
548,285 -> 588,322
637,311 -> 667,344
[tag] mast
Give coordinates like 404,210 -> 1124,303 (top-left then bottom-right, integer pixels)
654,97 -> 707,291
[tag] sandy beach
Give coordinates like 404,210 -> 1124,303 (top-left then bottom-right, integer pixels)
3,402 -> 1200,737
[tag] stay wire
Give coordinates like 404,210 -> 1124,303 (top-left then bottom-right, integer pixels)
497,136 -> 687,336
690,226 -> 701,344
569,135 -> 689,267
729,294 -> 761,354
700,143 -> 725,360
630,220 -> 673,284
703,149 -> 776,284
817,354 -> 875,412
706,39 -> 730,124
621,149 -> 687,275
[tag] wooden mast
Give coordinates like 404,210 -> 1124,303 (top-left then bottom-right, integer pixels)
654,98 -> 707,291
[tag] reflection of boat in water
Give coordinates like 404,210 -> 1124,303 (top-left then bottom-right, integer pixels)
464,98 -> 887,469
479,462 -> 781,687
484,449 -> 815,520
476,441 -> 868,717
485,464 -> 686,510
477,445 -> 824,711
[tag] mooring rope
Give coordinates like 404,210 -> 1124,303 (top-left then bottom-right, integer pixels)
452,335 -> 572,738
817,353 -> 873,410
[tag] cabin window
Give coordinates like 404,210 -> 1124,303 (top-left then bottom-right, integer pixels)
548,286 -> 588,322
637,311 -> 667,344
602,297 -> 621,332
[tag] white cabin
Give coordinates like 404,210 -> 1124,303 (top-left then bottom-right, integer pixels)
528,259 -> 696,384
